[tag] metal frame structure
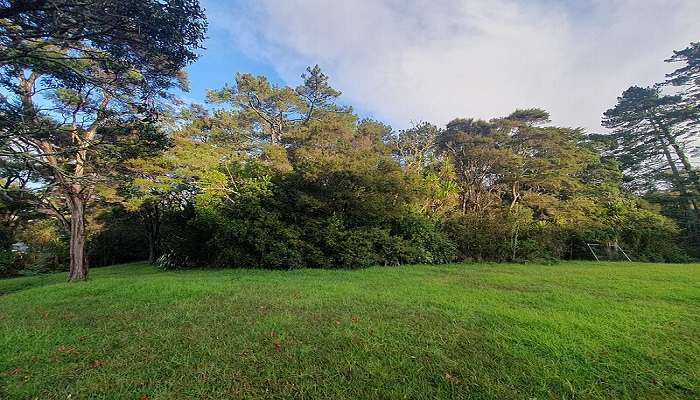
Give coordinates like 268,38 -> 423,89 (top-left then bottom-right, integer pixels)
586,242 -> 632,262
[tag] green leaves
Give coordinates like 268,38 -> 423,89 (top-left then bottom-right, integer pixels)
207,66 -> 344,145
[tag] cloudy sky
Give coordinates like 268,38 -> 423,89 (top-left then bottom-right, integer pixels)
185,0 -> 700,132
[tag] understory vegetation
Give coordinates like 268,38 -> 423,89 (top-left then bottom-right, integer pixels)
0,1 -> 699,280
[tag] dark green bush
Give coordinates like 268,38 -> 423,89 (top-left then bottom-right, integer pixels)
12,220 -> 69,273
445,212 -> 511,262
391,213 -> 456,264
0,250 -> 18,278
88,208 -> 148,267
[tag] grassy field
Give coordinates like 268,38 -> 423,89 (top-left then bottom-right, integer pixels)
0,262 -> 698,399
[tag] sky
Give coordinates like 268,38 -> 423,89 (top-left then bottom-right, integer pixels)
184,0 -> 700,133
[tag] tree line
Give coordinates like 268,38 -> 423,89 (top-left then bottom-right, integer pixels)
1,1 -> 698,280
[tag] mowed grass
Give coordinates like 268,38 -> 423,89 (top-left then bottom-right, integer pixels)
0,262 -> 698,399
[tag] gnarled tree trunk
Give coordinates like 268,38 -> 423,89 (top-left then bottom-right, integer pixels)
142,202 -> 162,264
145,217 -> 161,264
68,194 -> 88,281
651,121 -> 700,223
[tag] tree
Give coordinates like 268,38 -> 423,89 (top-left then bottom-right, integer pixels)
391,122 -> 440,170
664,43 -> 700,190
435,109 -> 663,261
296,65 -> 342,124
438,118 -> 503,213
117,106 -> 242,264
0,0 -> 206,75
207,65 -> 342,145
495,111 -> 592,211
0,0 -> 207,280
0,157 -> 39,238
665,42 -> 700,104
602,86 -> 700,231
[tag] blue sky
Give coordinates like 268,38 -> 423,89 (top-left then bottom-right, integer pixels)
183,0 -> 700,132
182,0 -> 380,121
182,6 -> 281,102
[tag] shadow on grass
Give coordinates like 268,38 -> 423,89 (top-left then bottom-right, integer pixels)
0,262 -> 154,296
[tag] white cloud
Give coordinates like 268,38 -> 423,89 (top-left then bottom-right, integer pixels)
209,0 -> 700,132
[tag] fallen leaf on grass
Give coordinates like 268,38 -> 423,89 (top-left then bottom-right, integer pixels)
445,373 -> 461,384
138,395 -> 150,400
2,368 -> 31,383
57,345 -> 78,355
90,359 -> 107,369
3,368 -> 23,376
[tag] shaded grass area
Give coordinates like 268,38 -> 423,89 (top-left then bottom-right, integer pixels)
1,262 -> 698,399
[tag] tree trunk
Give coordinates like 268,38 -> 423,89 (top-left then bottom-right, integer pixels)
68,195 -> 88,281
654,130 -> 700,226
659,126 -> 700,193
142,204 -> 161,264
271,130 -> 281,145
658,133 -> 684,186
146,225 -> 160,264
148,242 -> 156,263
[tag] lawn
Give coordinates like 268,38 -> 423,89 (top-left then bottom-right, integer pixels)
0,262 -> 698,399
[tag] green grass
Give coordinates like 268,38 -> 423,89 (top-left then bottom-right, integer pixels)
0,262 -> 698,399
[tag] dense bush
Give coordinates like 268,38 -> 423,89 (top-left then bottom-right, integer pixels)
0,226 -> 17,277
156,140 -> 460,269
0,250 -> 18,278
88,208 -> 149,267
6,64 -> 693,274
445,213 -> 510,262
150,100 -> 691,269
161,188 -> 457,270
14,220 -> 70,274
616,205 -> 688,263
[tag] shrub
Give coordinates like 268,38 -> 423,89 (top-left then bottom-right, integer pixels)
15,220 -> 69,273
158,205 -> 214,269
0,250 -> 17,278
391,213 -> 456,264
156,251 -> 193,270
445,212 -> 511,262
88,208 -> 148,267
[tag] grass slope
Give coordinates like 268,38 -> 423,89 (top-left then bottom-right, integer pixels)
0,262 -> 698,399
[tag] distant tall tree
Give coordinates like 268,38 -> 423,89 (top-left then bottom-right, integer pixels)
207,65 -> 341,145
602,86 -> 700,229
664,43 -> 700,179
391,122 -> 440,170
439,110 -> 592,215
665,42 -> 700,104
208,74 -> 302,145
438,118 -> 502,213
296,65 -> 342,124
505,108 -> 551,125
496,110 -> 591,210
0,0 -> 207,280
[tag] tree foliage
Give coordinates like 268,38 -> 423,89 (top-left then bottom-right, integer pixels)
1,8 -> 696,277
600,42 -> 700,255
0,0 -> 207,280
